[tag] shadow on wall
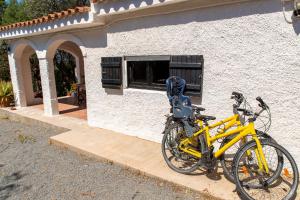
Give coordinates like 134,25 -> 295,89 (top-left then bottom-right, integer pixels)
77,28 -> 108,49
191,96 -> 202,105
104,88 -> 124,95
292,21 -> 300,35
100,0 -> 164,14
107,0 -> 288,34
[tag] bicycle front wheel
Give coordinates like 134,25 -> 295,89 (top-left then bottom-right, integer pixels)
233,139 -> 299,200
220,132 -> 281,183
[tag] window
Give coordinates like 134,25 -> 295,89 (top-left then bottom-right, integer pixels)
127,60 -> 170,90
101,55 -> 204,97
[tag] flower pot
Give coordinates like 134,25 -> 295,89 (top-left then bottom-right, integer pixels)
71,92 -> 78,98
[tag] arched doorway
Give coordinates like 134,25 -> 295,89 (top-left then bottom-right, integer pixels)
46,36 -> 87,120
12,41 -> 42,107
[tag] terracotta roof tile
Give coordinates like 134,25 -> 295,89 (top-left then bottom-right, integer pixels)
92,0 -> 106,3
0,6 -> 90,32
68,8 -> 76,15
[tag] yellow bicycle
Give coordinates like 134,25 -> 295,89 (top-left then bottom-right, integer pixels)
162,93 -> 299,199
162,92 -> 267,174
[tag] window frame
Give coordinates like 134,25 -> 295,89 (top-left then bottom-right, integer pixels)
114,55 -> 204,98
126,56 -> 171,91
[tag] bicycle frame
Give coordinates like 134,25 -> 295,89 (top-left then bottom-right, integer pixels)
179,114 -> 270,173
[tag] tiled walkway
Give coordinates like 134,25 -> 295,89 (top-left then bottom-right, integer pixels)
31,97 -> 87,120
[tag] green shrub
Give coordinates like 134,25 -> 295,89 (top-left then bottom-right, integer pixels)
0,81 -> 13,107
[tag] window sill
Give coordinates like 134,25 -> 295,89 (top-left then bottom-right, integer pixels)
124,88 -> 166,95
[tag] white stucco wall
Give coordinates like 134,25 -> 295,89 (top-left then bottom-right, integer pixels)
7,0 -> 300,164
80,0 -> 300,164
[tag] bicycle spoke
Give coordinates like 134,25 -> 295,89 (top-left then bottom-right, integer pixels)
234,140 -> 299,200
162,122 -> 200,174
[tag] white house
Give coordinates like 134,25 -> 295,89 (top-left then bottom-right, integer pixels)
1,0 -> 300,164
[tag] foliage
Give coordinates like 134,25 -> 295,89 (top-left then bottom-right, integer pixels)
0,1 -> 10,82
29,53 -> 42,96
28,50 -> 78,98
0,40 -> 10,81
0,0 -> 88,96
24,0 -> 90,19
70,83 -> 77,93
0,0 -> 6,24
0,81 -> 13,97
1,0 -> 30,25
54,50 -> 77,97
24,0 -> 90,20
0,81 -> 13,107
17,134 -> 36,144
1,0 -> 90,25
0,1 -> 26,82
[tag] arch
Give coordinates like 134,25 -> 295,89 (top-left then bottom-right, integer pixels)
58,47 -> 83,84
46,33 -> 87,59
42,35 -> 87,118
10,39 -> 42,107
12,39 -> 38,59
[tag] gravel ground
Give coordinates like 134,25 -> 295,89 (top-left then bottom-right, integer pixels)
0,117 -> 207,200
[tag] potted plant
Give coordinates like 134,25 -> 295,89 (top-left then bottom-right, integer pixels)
70,83 -> 78,97
0,81 -> 14,107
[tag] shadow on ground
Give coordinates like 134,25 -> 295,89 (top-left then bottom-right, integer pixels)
0,171 -> 31,200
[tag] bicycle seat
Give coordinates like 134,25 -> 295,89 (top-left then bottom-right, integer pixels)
197,115 -> 216,122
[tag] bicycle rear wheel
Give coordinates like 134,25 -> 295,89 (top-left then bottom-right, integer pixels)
161,122 -> 200,174
233,139 -> 299,200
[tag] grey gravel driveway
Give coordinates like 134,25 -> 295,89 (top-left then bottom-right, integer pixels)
0,118 -> 206,200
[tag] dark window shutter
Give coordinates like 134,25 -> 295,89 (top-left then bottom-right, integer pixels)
170,55 -> 204,96
101,57 -> 122,89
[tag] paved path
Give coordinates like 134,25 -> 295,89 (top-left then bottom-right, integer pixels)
1,107 -> 239,200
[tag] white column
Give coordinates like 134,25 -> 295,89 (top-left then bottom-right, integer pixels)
8,53 -> 27,107
38,55 -> 59,116
75,57 -> 81,83
21,51 -> 35,105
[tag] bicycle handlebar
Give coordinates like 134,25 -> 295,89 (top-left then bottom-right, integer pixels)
256,96 -> 269,109
231,92 -> 244,114
231,94 -> 270,123
232,91 -> 243,97
231,92 -> 244,102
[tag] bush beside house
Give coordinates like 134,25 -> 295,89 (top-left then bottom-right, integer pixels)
0,81 -> 13,107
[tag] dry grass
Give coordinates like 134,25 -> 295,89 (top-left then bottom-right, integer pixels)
17,134 -> 36,144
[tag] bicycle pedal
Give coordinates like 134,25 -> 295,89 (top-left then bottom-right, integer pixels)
196,156 -> 217,170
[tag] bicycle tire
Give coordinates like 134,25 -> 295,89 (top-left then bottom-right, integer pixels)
161,122 -> 200,174
233,139 -> 299,200
220,132 -> 281,183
